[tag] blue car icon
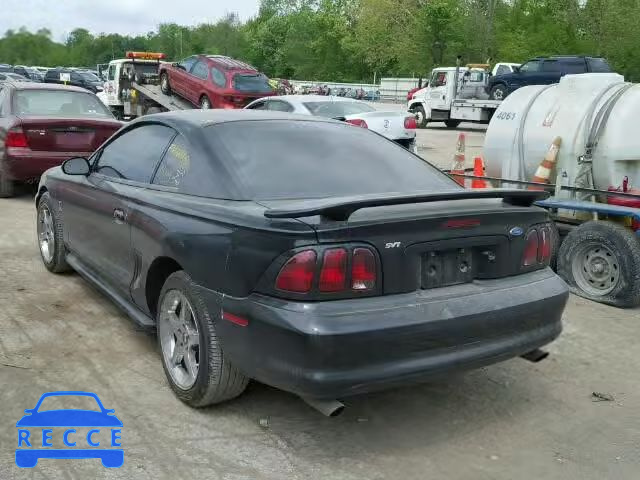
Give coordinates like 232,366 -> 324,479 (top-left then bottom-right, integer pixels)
16,391 -> 123,468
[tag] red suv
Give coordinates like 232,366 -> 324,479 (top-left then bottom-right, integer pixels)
159,55 -> 275,109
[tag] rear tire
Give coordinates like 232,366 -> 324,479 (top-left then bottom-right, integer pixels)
157,271 -> 248,407
490,84 -> 509,101
412,105 -> 428,128
444,120 -> 461,128
37,192 -> 71,273
557,221 -> 640,308
160,72 -> 171,95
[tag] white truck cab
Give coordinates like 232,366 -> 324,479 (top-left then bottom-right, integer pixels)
408,66 -> 501,128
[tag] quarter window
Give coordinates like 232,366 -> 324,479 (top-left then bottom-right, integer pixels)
153,136 -> 191,188
94,124 -> 175,183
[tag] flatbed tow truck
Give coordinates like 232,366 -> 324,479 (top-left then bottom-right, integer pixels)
101,52 -> 194,119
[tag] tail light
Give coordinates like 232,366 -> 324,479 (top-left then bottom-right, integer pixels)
6,127 -> 28,148
522,230 -> 539,267
346,119 -> 368,128
275,246 -> 378,296
522,224 -> 554,267
538,226 -> 552,263
404,116 -> 417,129
352,248 -> 376,290
276,250 -> 317,293
319,248 -> 348,292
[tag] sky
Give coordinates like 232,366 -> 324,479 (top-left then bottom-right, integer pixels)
1,0 -> 262,41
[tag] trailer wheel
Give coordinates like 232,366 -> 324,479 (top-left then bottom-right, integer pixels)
160,73 -> 171,95
557,221 -> 640,308
411,106 -> 428,128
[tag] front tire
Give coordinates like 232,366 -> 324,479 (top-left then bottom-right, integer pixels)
157,271 -> 248,407
557,221 -> 640,308
490,84 -> 509,101
200,96 -> 211,110
160,72 -> 171,95
37,192 -> 71,273
412,105 -> 428,128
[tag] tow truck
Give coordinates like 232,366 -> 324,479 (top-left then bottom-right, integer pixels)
408,59 -> 501,128
101,52 -> 193,120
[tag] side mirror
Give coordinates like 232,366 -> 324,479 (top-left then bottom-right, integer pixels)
513,66 -> 521,73
24,409 -> 33,414
62,157 -> 90,176
175,63 -> 186,71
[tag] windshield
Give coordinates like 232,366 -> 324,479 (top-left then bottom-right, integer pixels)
206,120 -> 457,200
13,90 -> 114,117
232,73 -> 273,93
304,101 -> 376,118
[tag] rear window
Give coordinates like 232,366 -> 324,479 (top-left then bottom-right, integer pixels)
206,120 -> 457,200
13,90 -> 113,117
303,101 -> 376,118
587,58 -> 612,73
232,73 -> 273,93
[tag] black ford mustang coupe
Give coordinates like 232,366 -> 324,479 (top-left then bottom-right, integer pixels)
36,110 -> 568,415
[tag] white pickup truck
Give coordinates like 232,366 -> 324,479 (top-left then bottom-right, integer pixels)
407,66 -> 502,128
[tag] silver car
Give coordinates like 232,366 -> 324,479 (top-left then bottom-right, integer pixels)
245,95 -> 417,152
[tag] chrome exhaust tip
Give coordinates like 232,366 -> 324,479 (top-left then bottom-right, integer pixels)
301,397 -> 345,417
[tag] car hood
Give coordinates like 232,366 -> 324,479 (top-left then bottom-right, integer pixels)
16,409 -> 123,427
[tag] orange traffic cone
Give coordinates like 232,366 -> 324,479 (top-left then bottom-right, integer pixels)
529,137 -> 562,191
450,132 -> 466,186
471,156 -> 489,189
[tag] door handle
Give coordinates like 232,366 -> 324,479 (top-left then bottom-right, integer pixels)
113,208 -> 126,224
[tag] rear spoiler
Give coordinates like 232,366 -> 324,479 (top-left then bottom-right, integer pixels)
264,189 -> 550,221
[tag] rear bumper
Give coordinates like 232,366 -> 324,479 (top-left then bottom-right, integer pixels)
201,268 -> 568,399
5,149 -> 90,181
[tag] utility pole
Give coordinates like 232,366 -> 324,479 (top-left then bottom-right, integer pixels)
486,0 -> 497,62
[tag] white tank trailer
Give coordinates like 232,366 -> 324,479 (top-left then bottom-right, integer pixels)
484,73 -> 640,200
483,73 -> 640,309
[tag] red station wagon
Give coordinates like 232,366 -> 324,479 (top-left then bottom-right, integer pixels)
159,55 -> 275,109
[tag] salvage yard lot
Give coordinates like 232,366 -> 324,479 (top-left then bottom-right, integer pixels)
0,125 -> 638,480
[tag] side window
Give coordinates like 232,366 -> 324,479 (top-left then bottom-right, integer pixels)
71,72 -> 83,83
95,124 -> 175,183
211,67 -> 226,87
179,56 -> 198,72
560,60 -> 586,74
108,65 -> 116,81
191,61 -> 209,80
432,72 -> 447,87
246,100 -> 267,110
153,136 -> 191,188
542,60 -> 561,73
267,100 -> 293,112
519,60 -> 541,73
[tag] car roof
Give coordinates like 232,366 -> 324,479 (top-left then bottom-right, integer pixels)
138,109 -> 341,129
10,82 -> 96,94
267,95 -> 362,104
203,55 -> 258,71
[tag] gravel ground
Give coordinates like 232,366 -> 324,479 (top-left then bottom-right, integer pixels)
0,124 -> 638,479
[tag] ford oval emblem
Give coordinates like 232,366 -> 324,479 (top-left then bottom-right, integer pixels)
509,226 -> 524,237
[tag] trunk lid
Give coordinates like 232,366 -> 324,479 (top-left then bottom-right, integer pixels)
262,194 -> 549,294
345,110 -> 414,140
18,117 -> 121,153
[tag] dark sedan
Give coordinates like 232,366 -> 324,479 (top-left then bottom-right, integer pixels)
0,83 -> 122,197
36,110 -> 568,415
